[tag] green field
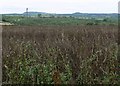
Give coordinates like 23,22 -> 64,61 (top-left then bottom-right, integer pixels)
2,15 -> 118,26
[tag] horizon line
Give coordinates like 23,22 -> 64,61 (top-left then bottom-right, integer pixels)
1,11 -> 118,14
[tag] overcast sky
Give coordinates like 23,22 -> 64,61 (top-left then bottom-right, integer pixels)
0,0 -> 119,14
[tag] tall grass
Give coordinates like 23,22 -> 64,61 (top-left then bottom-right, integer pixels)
2,25 -> 119,84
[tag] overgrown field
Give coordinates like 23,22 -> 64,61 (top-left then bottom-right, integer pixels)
2,25 -> 119,84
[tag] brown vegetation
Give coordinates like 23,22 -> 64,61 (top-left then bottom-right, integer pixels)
2,25 -> 119,84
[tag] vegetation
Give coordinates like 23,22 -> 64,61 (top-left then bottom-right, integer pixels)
2,25 -> 119,84
2,15 -> 118,26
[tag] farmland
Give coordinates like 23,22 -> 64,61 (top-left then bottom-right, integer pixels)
2,14 -> 118,26
2,24 -> 119,84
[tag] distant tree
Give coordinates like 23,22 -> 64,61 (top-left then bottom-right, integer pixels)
50,15 -> 55,18
2,17 -> 8,22
38,14 -> 42,17
86,22 -> 94,25
103,18 -> 108,22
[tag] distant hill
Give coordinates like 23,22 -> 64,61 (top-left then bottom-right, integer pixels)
2,12 -> 118,19
23,12 -> 47,16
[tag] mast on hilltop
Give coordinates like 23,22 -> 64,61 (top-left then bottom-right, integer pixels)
26,8 -> 28,17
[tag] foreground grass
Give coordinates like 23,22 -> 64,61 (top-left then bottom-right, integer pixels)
2,25 -> 119,84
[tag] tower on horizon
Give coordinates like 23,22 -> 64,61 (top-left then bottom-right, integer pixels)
26,8 -> 28,17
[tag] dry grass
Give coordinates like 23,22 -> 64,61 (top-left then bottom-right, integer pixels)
2,25 -> 119,84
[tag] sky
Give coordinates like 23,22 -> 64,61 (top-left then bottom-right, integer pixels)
0,0 -> 119,14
